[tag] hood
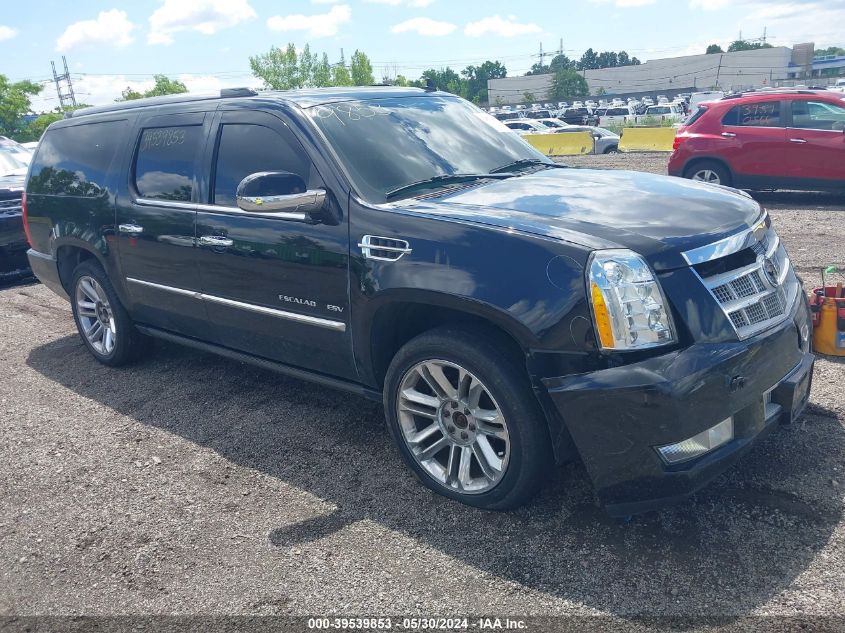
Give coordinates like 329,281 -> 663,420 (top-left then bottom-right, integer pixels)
399,168 -> 762,270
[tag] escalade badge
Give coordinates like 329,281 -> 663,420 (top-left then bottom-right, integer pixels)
762,256 -> 779,288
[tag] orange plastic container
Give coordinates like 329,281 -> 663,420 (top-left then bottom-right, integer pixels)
809,286 -> 845,356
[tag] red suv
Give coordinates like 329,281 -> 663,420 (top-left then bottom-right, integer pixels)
669,90 -> 845,190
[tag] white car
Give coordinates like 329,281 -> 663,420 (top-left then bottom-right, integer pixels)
642,104 -> 684,123
534,118 -> 570,130
689,91 -> 725,109
599,106 -> 636,126
504,119 -> 554,135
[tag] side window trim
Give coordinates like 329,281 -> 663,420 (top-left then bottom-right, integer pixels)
207,111 -> 320,209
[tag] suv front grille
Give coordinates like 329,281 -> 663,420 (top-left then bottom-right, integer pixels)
0,197 -> 22,215
695,225 -> 797,339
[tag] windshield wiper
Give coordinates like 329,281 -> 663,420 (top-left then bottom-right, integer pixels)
489,158 -> 565,174
385,173 -> 511,201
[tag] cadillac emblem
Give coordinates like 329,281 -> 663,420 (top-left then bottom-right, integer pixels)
762,256 -> 779,287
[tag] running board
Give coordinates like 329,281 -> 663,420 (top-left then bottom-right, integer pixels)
135,325 -> 382,402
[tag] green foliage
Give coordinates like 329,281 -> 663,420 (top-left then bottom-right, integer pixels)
331,63 -> 352,87
313,53 -> 332,88
0,75 -> 42,137
350,50 -> 375,86
527,54 -> 575,76
726,40 -> 773,53
574,49 -> 640,71
461,60 -> 506,103
594,87 -> 607,96
522,92 -> 536,104
249,44 -> 302,89
548,69 -> 588,100
119,75 -> 187,101
706,44 -> 724,54
815,46 -> 845,58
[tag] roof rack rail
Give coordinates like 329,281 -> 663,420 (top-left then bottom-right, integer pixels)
220,87 -> 258,98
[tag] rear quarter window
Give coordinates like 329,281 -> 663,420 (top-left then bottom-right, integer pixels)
134,126 -> 204,202
683,106 -> 708,126
27,120 -> 125,197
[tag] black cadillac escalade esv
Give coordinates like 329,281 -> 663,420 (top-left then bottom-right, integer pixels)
23,87 -> 814,515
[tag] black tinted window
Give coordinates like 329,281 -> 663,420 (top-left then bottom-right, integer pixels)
134,126 -> 203,201
27,121 -> 124,196
791,100 -> 845,130
213,124 -> 309,207
722,102 -> 781,127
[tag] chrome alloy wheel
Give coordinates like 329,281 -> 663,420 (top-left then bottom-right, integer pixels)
397,360 -> 510,494
691,168 -> 721,184
75,275 -> 117,355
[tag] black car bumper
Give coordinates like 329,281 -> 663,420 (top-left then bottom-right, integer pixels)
0,212 -> 30,281
543,295 -> 813,516
26,249 -> 68,299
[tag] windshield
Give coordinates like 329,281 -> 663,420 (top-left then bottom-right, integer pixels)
0,148 -> 28,176
308,96 -> 548,203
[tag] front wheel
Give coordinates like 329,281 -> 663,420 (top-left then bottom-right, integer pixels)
384,328 -> 553,510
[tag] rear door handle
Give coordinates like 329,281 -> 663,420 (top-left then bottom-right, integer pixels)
118,223 -> 144,235
198,235 -> 234,248
789,138 -> 807,143
721,132 -> 736,138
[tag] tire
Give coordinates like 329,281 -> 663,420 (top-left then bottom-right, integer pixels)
384,327 -> 553,510
684,160 -> 732,187
603,145 -> 618,154
70,260 -> 148,366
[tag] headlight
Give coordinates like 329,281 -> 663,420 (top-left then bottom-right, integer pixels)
587,249 -> 676,350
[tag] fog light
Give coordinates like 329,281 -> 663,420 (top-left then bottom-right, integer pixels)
656,417 -> 734,465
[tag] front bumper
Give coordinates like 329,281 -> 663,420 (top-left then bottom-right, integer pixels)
544,296 -> 814,516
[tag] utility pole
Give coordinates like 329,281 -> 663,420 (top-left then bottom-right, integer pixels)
51,55 -> 77,109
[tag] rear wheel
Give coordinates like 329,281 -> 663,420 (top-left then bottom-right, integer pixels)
71,260 -> 148,366
384,327 -> 552,510
685,160 -> 732,186
603,145 -> 618,154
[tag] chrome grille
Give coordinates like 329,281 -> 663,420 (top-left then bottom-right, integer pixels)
695,223 -> 798,340
0,197 -> 22,214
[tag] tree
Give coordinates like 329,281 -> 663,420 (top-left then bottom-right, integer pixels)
312,53 -> 332,88
526,62 -> 549,76
350,50 -> 374,86
331,63 -> 352,87
0,75 -> 42,137
523,92 -> 536,104
549,54 -> 574,72
548,69 -> 588,100
706,44 -> 724,54
816,46 -> 845,57
577,48 -> 599,71
249,44 -> 301,90
144,75 -> 188,98
462,60 -> 506,103
727,40 -> 773,53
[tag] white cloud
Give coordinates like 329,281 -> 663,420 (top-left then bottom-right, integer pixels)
616,0 -> 656,6
392,17 -> 455,36
266,4 -> 351,38
464,15 -> 542,38
366,0 -> 434,6
689,0 -> 732,8
0,25 -> 16,41
56,10 -> 135,52
148,0 -> 256,45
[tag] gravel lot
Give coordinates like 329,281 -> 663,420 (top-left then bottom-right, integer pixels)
2,153 -> 844,626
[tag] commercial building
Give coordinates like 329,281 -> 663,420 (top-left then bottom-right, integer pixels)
487,43 -> 836,105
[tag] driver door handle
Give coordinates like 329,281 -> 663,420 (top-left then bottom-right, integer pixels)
789,138 -> 807,143
118,223 -> 144,235
198,235 -> 234,248
721,132 -> 736,138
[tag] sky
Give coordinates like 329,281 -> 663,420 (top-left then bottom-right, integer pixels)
2,0 -> 843,111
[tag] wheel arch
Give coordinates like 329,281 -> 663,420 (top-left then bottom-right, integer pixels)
55,242 -> 104,294
364,292 -> 535,391
682,156 -> 734,181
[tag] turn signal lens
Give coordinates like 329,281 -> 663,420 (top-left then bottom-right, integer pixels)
590,282 -> 615,349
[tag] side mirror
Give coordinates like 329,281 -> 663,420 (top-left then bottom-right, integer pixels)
236,171 -> 326,222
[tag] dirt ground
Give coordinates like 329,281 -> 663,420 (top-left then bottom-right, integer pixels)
1,153 -> 844,628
